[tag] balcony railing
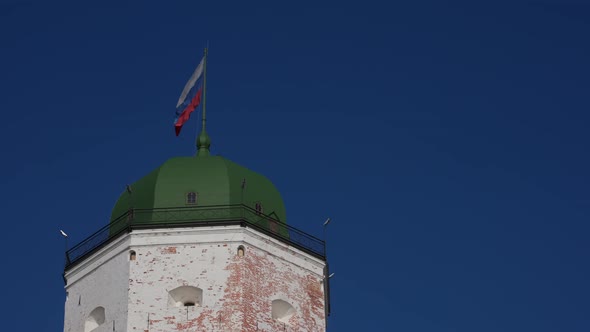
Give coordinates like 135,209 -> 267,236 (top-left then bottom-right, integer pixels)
64,204 -> 325,270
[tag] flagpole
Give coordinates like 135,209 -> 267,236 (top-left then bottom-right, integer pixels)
196,46 -> 211,156
202,47 -> 208,133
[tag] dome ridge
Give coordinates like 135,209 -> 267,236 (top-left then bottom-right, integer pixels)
110,155 -> 286,225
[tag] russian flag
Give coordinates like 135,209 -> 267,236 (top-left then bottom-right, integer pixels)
174,56 -> 205,136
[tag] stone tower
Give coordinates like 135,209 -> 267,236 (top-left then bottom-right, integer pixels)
62,130 -> 329,331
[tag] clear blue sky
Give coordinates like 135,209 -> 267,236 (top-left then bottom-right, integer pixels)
1,0 -> 589,331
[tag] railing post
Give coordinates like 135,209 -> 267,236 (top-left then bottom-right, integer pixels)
65,205 -> 326,269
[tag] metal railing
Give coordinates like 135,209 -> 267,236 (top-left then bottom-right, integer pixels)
65,204 -> 325,270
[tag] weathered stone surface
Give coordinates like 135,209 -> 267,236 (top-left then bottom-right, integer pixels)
64,226 -> 326,332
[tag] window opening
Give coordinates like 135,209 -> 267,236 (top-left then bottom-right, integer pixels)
130,250 -> 136,261
255,202 -> 263,215
237,245 -> 245,257
85,306 -> 106,332
269,220 -> 279,233
272,299 -> 295,324
168,286 -> 203,307
186,192 -> 197,204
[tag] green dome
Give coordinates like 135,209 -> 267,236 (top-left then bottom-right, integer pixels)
110,155 -> 286,223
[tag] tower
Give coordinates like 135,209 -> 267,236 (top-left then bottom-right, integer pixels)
62,127 -> 329,331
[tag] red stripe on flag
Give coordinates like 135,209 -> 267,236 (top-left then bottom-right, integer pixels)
174,87 -> 203,136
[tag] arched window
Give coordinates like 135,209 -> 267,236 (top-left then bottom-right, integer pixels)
255,202 -> 263,215
127,208 -> 135,221
129,250 -> 136,261
186,192 -> 197,204
269,219 -> 279,234
271,299 -> 295,324
168,286 -> 203,307
85,306 -> 106,332
237,245 -> 245,257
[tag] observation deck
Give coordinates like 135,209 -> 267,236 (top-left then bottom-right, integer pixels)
64,204 -> 326,270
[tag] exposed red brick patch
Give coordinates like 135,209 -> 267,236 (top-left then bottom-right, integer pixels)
219,249 -> 325,331
161,247 -> 177,254
129,243 -> 325,331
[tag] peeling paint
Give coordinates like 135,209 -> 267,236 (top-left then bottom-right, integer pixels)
64,227 -> 326,332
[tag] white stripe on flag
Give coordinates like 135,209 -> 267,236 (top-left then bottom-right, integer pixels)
176,57 -> 205,108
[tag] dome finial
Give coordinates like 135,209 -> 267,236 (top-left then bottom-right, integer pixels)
197,128 -> 211,156
196,47 -> 210,157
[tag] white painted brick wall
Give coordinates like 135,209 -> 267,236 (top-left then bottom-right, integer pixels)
64,225 -> 326,332
63,236 -> 130,332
